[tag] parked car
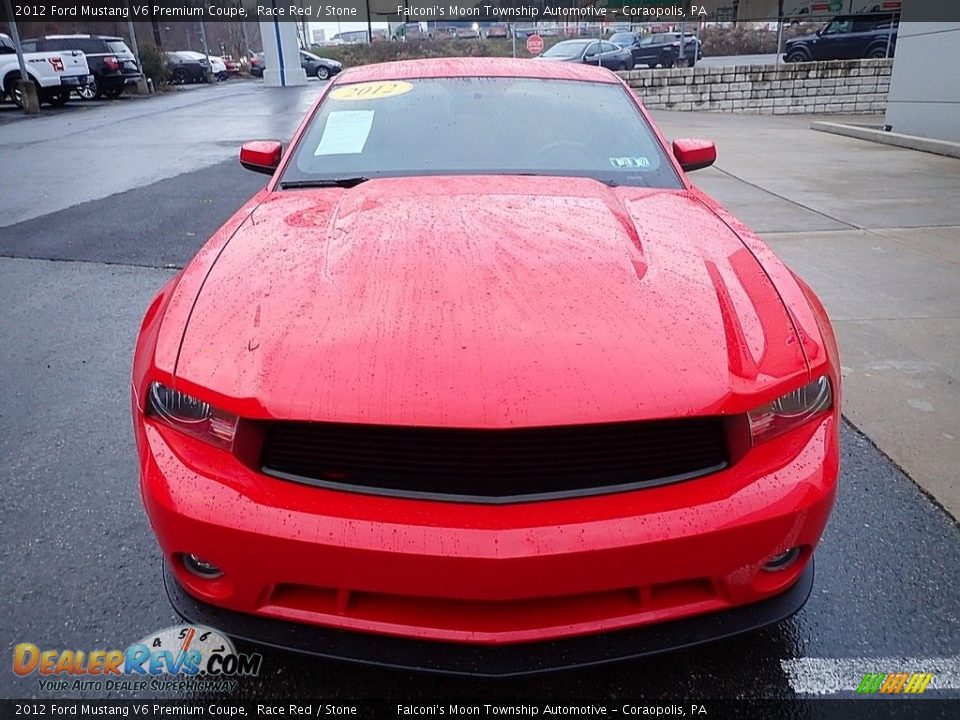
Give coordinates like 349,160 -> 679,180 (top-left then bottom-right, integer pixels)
486,23 -> 510,39
249,52 -> 264,78
178,51 -> 227,81
456,25 -> 480,40
222,57 -> 240,77
668,33 -> 703,65
537,39 -> 635,71
164,52 -> 206,85
209,56 -> 228,80
610,31 -> 701,68
1,32 -> 92,107
299,51 -> 342,80
135,57 -> 840,677
784,13 -> 898,61
330,30 -> 370,44
21,34 -> 140,100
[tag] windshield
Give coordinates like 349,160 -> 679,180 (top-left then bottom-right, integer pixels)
609,33 -> 635,45
822,20 -> 853,35
541,41 -> 589,59
281,77 -> 682,189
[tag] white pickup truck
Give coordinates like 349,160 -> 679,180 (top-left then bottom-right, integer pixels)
1,33 -> 92,107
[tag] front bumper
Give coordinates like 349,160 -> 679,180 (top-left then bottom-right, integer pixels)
137,412 -> 837,653
167,559 -> 813,676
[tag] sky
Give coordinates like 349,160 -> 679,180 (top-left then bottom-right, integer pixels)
309,21 -> 390,37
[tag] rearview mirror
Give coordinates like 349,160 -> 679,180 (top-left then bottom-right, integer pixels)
672,138 -> 716,172
240,141 -> 282,175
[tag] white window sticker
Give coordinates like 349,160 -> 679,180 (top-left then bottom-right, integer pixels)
609,156 -> 651,169
314,111 -> 375,156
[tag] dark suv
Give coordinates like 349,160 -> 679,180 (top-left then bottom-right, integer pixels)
22,34 -> 141,99
784,13 -> 898,62
609,31 -> 702,68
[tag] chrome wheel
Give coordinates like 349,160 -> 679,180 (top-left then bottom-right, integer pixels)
76,82 -> 99,100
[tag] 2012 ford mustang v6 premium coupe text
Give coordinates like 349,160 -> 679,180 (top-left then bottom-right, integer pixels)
132,58 -> 840,676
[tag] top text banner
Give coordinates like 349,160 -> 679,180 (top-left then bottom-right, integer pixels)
3,1 -> 953,24
1,1 -> 723,23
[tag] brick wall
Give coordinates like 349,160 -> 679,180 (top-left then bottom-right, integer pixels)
620,59 -> 892,115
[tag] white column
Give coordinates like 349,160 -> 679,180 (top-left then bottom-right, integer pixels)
260,18 -> 307,87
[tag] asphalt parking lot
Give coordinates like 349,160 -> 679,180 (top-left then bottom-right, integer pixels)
1,81 -> 958,702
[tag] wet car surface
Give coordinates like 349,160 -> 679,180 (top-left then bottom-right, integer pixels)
0,82 -> 957,701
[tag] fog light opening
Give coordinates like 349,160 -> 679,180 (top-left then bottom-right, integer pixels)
182,553 -> 223,579
762,547 -> 801,572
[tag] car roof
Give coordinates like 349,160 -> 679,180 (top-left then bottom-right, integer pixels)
43,34 -> 122,40
338,57 -> 619,85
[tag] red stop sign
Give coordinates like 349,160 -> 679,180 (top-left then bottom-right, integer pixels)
526,34 -> 544,55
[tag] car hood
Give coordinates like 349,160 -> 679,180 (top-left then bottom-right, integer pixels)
174,176 -> 809,426
786,34 -> 818,45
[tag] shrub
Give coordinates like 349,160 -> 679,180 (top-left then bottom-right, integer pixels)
138,43 -> 170,85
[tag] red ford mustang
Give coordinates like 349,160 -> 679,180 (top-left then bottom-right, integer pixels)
132,58 -> 840,676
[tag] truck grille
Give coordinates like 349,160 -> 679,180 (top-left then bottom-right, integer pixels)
260,418 -> 728,504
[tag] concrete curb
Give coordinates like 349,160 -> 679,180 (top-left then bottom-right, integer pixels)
811,121 -> 960,159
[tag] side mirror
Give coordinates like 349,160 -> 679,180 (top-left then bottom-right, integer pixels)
240,140 -> 282,175
672,138 -> 716,172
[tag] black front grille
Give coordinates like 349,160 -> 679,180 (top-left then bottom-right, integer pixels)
260,418 -> 728,504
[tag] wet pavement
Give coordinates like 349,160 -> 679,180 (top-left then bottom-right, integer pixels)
0,81 -> 958,701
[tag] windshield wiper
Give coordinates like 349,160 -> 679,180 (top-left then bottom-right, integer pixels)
280,177 -> 368,189
515,173 -> 623,188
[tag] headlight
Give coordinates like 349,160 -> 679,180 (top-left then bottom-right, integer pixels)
748,376 -> 832,444
147,382 -> 238,450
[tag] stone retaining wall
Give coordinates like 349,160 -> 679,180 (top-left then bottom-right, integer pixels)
620,59 -> 892,115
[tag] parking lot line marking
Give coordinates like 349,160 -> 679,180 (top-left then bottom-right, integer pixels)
781,657 -> 960,695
